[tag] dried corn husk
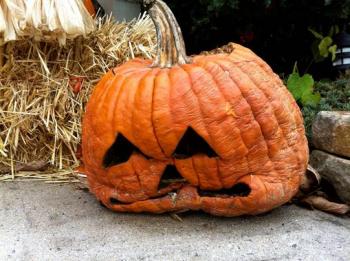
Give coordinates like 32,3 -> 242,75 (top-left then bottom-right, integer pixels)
1,1 -> 16,41
4,0 -> 26,37
0,4 -> 6,33
0,14 -> 156,182
1,0 -> 95,44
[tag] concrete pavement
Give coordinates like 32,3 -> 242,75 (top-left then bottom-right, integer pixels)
1,182 -> 349,260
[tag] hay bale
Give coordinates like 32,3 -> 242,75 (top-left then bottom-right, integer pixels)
0,14 -> 156,182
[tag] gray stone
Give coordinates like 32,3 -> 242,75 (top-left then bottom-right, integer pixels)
310,150 -> 350,204
1,182 -> 350,260
312,111 -> 350,158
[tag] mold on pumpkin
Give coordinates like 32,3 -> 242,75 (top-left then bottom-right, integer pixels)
81,0 -> 309,217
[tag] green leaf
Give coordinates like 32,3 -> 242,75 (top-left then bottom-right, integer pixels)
299,74 -> 314,93
301,91 -> 321,107
287,73 -> 314,101
328,44 -> 337,61
318,36 -> 333,57
308,28 -> 324,39
287,73 -> 303,100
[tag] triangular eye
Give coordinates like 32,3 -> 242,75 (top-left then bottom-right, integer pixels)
103,134 -> 149,168
172,127 -> 218,159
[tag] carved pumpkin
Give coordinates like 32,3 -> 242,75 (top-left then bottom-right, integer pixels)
82,0 -> 308,216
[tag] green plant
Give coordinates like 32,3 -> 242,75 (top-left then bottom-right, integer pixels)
287,64 -> 321,108
309,26 -> 338,62
302,78 -> 350,140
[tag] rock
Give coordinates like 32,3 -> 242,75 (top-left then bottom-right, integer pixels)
310,150 -> 350,204
312,111 -> 350,158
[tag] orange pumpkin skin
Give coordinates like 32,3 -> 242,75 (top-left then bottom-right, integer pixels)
82,43 -> 308,216
82,1 -> 308,217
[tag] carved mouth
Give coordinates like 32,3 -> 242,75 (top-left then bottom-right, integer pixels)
157,164 -> 251,198
109,167 -> 251,207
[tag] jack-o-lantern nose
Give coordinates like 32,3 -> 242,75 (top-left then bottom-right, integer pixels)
158,165 -> 185,190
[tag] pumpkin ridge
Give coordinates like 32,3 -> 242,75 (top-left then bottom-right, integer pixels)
233,60 -> 305,178
193,59 -> 256,185
236,62 -> 294,127
215,158 -> 224,188
131,69 -> 166,158
193,58 -> 253,158
190,64 -> 248,189
198,61 -> 258,187
152,68 -> 186,156
231,61 -> 289,153
89,74 -> 122,138
257,174 -> 271,206
174,158 -> 199,186
181,64 -> 222,152
199,155 -> 222,189
242,57 -> 304,131
213,60 -> 275,178
85,73 -> 128,157
168,66 -> 211,154
113,70 -> 150,154
211,60 -> 263,148
83,124 -> 98,170
130,155 -> 147,199
231,46 -> 273,73
181,65 -> 224,188
192,156 -> 211,189
104,75 -> 128,146
84,76 -> 124,164
191,154 -> 201,188
86,71 -> 115,109
189,59 -> 251,188
150,69 -> 168,158
250,61 -> 307,152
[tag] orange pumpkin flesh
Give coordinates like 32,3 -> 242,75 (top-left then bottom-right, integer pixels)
82,0 -> 308,216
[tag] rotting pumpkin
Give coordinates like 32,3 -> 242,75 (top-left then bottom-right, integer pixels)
82,0 -> 309,217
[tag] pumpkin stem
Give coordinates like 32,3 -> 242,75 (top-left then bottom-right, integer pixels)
145,0 -> 190,68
